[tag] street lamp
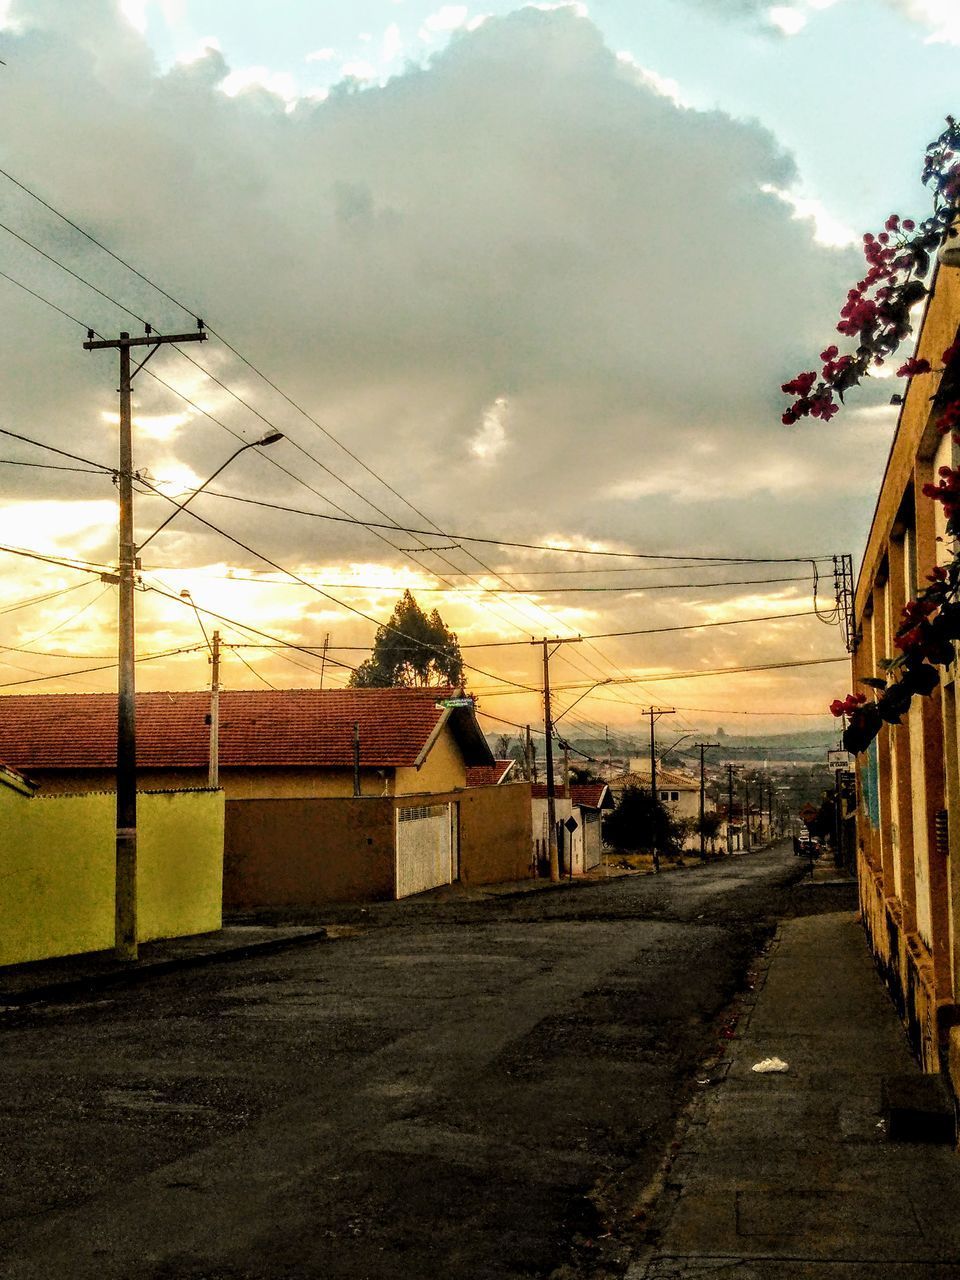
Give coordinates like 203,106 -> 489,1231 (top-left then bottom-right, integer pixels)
112,429 -> 283,961
137,431 -> 283,554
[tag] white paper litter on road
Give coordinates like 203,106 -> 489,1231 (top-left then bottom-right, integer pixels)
751,1056 -> 789,1073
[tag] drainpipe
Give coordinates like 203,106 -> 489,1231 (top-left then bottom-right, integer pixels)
353,723 -> 361,797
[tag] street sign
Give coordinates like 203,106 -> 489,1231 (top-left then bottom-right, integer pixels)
828,749 -> 854,768
435,697 -> 475,709
564,816 -> 578,833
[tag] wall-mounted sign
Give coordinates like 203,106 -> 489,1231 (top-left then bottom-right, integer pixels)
436,697 -> 475,709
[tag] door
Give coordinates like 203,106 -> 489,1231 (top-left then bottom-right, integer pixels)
395,803 -> 453,899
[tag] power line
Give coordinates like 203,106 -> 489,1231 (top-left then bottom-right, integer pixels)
0,541 -> 111,575
0,228 -> 595,644
457,608 -> 823,647
0,643 -> 206,690
470,655 -> 849,696
0,581 -> 92,616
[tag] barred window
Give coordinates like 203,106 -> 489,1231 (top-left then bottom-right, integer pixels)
398,804 -> 447,822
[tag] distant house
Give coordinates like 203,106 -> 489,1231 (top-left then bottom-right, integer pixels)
608,767 -> 709,850
0,688 -> 531,906
530,782 -> 612,875
466,758 -> 518,788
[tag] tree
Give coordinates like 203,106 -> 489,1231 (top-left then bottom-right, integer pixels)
494,733 -> 512,759
568,764 -> 602,786
695,811 -> 724,855
601,786 -> 683,856
349,590 -> 464,688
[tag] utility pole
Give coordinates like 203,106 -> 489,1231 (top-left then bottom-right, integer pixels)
84,323 -> 207,961
743,776 -> 751,852
534,638 -> 582,882
695,742 -> 720,859
319,632 -> 330,690
727,764 -> 735,855
208,629 -> 221,789
645,707 -> 675,872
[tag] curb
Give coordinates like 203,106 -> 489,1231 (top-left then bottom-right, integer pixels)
0,928 -> 329,1010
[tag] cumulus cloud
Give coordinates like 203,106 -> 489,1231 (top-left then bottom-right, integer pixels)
0,0 -> 867,721
676,0 -> 960,41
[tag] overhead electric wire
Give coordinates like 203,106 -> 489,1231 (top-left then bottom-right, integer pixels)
0,582 -> 111,656
0,457 -> 108,475
165,486 -> 831,565
0,220 -> 587,644
0,171 -> 848,708
0,643 -> 206,690
470,655 -> 849,696
0,581 -> 92,616
0,541 -> 112,576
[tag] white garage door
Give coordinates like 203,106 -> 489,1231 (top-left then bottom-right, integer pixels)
395,803 -> 454,899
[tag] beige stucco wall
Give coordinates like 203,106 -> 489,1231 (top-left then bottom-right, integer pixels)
393,724 -> 466,795
0,785 -> 224,965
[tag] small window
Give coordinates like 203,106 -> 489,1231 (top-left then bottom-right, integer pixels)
671,791 -> 679,801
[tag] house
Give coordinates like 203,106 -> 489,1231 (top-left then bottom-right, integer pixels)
607,766 -> 707,849
850,252 -> 960,1090
0,688 -> 530,906
0,687 -> 493,798
530,782 -> 612,875
466,758 -> 518,787
0,761 -> 223,966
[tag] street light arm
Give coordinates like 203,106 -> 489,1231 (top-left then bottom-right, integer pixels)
135,432 -> 282,554
552,678 -> 611,726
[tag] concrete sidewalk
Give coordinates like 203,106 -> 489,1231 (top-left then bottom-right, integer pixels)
629,910 -> 960,1278
0,924 -> 329,1008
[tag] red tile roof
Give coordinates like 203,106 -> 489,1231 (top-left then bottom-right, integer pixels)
465,759 -> 517,787
570,783 -> 611,810
530,782 -> 611,809
0,688 -> 494,771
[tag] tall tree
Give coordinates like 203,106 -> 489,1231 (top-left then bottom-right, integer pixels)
601,786 -> 683,855
349,590 -> 465,689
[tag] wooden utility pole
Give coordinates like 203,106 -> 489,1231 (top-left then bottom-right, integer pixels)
84,324 -> 207,961
743,776 -> 752,852
319,632 -> 330,690
727,763 -> 735,855
694,742 -> 720,859
208,629 -> 221,789
645,707 -> 674,872
534,638 -> 582,882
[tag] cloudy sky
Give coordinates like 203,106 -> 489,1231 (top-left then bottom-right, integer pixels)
0,0 -> 955,743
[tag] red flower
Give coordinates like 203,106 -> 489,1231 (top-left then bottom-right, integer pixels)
830,692 -> 867,717
942,340 -> 960,367
896,357 -> 932,377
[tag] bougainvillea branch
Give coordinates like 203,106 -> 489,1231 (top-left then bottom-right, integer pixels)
781,117 -> 960,755
782,117 -> 960,429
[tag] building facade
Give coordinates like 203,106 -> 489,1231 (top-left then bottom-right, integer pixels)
852,259 -> 960,1089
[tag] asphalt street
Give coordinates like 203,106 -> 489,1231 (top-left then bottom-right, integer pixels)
1,845 -> 808,1279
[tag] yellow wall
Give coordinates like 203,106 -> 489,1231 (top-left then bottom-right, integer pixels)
0,784 -> 114,966
852,260 -> 960,1086
138,791 -> 224,941
394,723 -> 466,795
0,784 -> 224,966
